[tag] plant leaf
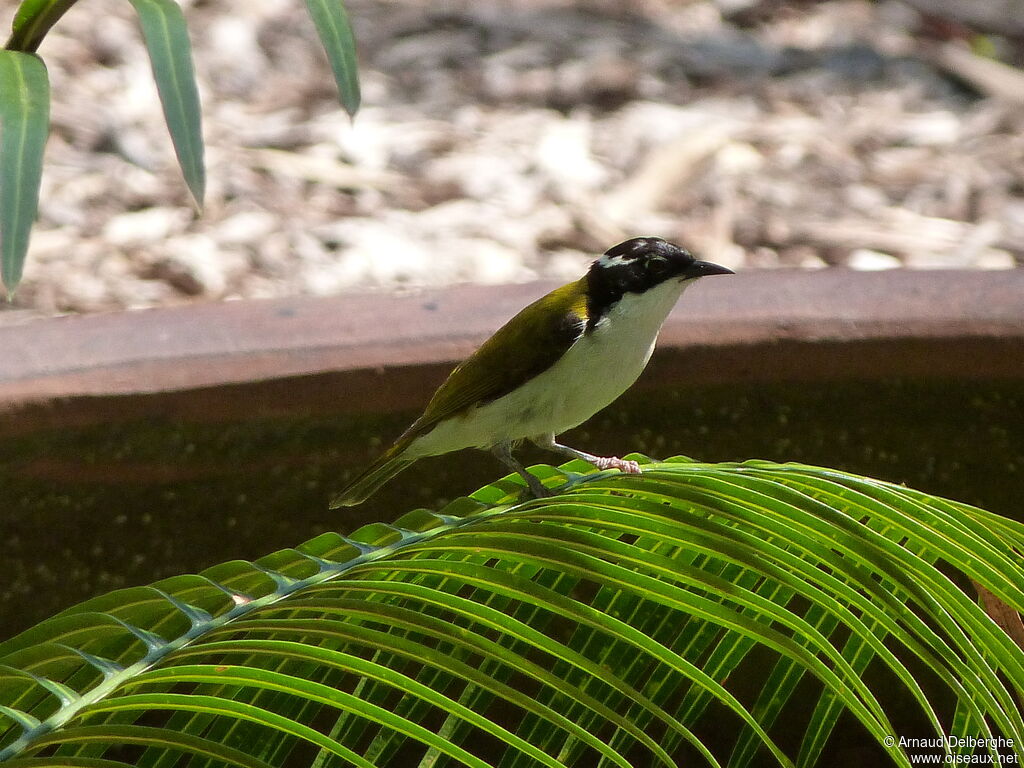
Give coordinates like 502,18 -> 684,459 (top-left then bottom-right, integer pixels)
2,461 -> 1023,767
0,50 -> 48,294
304,0 -> 361,116
6,0 -> 79,53
128,0 -> 205,208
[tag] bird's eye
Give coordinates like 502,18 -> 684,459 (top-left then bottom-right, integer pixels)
648,257 -> 669,275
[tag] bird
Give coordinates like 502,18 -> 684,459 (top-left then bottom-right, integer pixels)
331,236 -> 732,507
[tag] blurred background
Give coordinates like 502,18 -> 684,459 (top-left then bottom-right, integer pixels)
2,0 -> 1024,314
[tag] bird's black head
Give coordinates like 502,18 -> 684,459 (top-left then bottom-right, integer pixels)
586,237 -> 731,311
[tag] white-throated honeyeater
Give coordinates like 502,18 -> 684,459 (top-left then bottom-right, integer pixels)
331,236 -> 732,506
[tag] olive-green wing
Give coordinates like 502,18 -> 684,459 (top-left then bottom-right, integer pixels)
402,278 -> 589,441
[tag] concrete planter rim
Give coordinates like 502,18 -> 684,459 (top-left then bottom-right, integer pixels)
0,269 -> 1021,421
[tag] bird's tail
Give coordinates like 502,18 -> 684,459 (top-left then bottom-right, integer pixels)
330,443 -> 416,508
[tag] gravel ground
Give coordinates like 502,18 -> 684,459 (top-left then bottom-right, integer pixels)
4,0 -> 1024,314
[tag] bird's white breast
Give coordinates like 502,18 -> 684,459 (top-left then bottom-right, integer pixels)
409,278 -> 689,457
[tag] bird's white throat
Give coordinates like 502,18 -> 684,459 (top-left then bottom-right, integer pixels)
589,275 -> 689,338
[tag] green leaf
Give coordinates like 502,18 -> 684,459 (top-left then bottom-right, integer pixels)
128,0 -> 205,208
304,0 -> 361,116
2,461 -> 1023,766
15,724 -> 276,767
0,50 -> 48,294
6,0 -> 79,53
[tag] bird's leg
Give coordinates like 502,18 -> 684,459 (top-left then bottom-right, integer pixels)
491,441 -> 552,498
532,434 -> 642,474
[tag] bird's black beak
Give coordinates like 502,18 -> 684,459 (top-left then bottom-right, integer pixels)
684,259 -> 734,278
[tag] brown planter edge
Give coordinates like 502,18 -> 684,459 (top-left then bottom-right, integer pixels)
0,269 -> 1021,430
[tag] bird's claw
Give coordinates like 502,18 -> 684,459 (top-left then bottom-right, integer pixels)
519,473 -> 553,500
515,458 -> 639,503
528,482 -> 554,498
592,456 -> 642,474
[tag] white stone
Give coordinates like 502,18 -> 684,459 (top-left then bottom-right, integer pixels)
848,249 -> 901,270
103,207 -> 191,247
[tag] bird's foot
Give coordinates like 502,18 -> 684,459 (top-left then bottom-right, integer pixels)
493,442 -> 554,500
521,473 -> 554,499
522,487 -> 553,501
590,456 -> 643,474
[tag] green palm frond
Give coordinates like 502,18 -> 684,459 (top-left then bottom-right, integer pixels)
1,458 -> 1021,767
